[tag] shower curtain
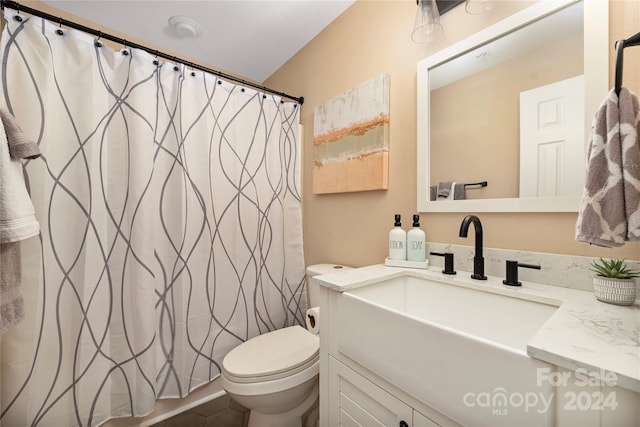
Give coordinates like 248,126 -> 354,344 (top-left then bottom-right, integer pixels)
0,10 -> 305,427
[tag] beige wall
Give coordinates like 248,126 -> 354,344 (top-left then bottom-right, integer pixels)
266,0 -> 640,267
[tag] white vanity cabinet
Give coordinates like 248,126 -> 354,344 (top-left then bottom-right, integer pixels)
315,265 -> 640,427
328,356 -> 440,427
318,280 -> 458,427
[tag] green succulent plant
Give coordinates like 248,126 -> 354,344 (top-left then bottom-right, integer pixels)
590,258 -> 640,279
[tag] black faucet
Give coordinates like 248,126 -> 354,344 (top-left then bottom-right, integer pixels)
458,214 -> 487,280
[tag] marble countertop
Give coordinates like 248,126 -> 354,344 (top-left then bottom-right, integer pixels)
313,264 -> 640,393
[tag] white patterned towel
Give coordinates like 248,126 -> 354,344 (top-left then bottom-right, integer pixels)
576,87 -> 640,247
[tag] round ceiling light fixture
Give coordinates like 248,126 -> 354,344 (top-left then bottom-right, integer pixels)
168,15 -> 203,38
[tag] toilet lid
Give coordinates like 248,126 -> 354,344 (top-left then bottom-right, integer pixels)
222,325 -> 319,382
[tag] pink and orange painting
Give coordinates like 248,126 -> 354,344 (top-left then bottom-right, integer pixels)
313,74 -> 390,194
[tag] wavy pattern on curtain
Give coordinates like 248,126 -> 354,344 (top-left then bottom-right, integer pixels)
0,11 -> 305,426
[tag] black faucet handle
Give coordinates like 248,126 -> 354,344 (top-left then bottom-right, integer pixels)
503,260 -> 541,286
430,252 -> 456,275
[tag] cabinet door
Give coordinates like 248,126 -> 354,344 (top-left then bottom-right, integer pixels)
329,357 -> 413,427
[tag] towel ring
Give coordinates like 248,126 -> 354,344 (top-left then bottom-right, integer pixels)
614,30 -> 640,96
614,40 -> 625,96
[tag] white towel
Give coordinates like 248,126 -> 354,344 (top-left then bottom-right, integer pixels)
576,87 -> 640,247
0,109 -> 40,243
0,109 -> 40,336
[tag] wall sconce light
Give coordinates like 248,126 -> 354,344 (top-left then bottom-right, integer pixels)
411,0 -> 443,44
412,0 -> 496,44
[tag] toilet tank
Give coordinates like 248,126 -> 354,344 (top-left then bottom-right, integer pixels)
306,264 -> 352,308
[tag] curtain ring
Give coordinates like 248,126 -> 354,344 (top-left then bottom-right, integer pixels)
94,31 -> 102,47
56,17 -> 64,35
13,3 -> 23,22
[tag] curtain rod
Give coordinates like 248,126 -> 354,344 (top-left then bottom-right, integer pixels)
0,0 -> 304,105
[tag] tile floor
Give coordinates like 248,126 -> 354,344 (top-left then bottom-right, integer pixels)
150,394 -> 249,427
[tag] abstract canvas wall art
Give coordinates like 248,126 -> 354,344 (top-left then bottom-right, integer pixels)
313,74 -> 390,194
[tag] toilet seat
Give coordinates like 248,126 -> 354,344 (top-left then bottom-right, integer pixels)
222,325 -> 319,384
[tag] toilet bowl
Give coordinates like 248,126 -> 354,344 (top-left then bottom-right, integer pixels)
221,325 -> 319,427
220,264 -> 350,427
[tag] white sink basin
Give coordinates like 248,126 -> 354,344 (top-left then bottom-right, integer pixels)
346,274 -> 557,351
337,273 -> 560,426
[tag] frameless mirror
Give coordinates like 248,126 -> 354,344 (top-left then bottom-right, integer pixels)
416,0 -> 608,212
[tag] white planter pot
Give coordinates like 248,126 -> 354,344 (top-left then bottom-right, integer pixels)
593,276 -> 637,306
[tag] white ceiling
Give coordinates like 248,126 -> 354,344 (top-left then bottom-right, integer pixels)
41,0 -> 355,83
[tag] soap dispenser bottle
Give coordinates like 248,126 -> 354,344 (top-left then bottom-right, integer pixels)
388,214 -> 406,260
407,214 -> 426,262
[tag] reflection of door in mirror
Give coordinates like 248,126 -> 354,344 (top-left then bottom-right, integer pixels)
428,2 -> 583,200
519,75 -> 584,198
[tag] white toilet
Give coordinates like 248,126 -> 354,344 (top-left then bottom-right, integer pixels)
220,264 -> 349,427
